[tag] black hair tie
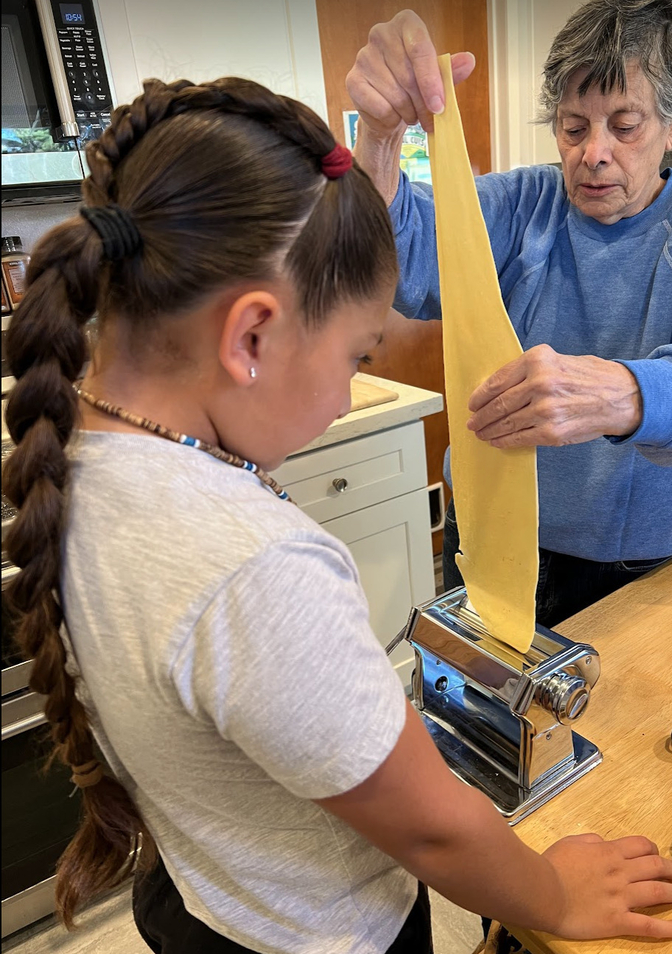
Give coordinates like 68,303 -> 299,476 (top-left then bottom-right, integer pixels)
80,203 -> 143,262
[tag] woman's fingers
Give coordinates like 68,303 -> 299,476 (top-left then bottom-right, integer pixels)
451,51 -> 477,86
380,11 -> 443,116
347,11 -> 476,135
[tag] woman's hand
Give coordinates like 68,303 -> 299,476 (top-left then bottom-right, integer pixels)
346,10 -> 475,137
467,344 -> 643,447
345,10 -> 475,204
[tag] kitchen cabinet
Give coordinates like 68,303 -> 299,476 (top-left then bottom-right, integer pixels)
272,376 -> 443,688
94,0 -> 328,121
323,488 -> 435,688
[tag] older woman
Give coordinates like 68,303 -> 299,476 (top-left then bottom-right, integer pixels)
347,0 -> 672,627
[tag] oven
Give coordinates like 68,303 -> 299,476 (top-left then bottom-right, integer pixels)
1,448 -> 82,939
2,0 -> 114,202
2,314 -> 15,397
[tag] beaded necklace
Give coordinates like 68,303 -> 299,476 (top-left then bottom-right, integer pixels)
75,387 -> 292,502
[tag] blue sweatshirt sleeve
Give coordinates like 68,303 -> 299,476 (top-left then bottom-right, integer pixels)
388,167 -> 565,321
389,176 -> 441,320
608,347 -> 672,463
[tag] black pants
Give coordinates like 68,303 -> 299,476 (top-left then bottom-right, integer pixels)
442,495 -> 670,942
133,853 -> 434,953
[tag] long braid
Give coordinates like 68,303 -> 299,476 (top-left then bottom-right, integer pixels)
3,212 -> 156,932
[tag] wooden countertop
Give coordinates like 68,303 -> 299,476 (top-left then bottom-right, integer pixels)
506,562 -> 672,954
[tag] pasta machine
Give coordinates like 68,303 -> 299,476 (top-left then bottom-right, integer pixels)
387,586 -> 602,824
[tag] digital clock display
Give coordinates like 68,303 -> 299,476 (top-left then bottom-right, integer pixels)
60,3 -> 85,24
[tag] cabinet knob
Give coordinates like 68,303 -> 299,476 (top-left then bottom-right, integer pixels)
332,477 -> 348,494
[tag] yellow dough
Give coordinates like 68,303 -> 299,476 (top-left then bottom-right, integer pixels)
429,55 -> 539,653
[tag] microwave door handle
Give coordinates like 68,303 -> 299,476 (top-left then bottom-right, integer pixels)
35,0 -> 80,138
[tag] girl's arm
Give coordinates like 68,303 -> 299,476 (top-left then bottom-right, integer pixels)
316,699 -> 672,941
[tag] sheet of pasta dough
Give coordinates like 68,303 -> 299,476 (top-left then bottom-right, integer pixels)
429,54 -> 539,653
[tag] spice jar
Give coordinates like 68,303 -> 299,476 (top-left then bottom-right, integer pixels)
1,236 -> 30,310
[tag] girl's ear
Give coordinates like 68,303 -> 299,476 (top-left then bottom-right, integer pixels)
217,290 -> 281,385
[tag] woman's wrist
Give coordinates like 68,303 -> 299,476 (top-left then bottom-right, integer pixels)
604,360 -> 643,437
353,122 -> 406,206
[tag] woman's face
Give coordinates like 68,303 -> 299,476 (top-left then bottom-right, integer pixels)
556,62 -> 672,224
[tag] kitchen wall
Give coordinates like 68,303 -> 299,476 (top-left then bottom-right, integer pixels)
488,0 -> 583,171
95,0 -> 328,122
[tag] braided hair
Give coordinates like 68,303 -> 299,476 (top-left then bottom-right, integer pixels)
3,76 -> 397,928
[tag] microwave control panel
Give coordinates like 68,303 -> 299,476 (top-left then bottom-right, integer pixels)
49,0 -> 113,144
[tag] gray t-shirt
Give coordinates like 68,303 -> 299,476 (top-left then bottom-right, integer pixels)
62,431 -> 415,954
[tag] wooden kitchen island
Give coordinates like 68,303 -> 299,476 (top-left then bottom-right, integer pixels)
506,561 -> 672,954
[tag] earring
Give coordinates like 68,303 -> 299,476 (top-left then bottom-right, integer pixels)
250,367 -> 257,379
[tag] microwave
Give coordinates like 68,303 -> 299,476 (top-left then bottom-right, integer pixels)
2,0 -> 115,203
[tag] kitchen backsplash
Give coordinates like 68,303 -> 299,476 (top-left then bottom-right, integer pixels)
2,202 -> 77,254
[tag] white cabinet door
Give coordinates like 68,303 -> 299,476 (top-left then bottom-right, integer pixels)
488,0 -> 584,170
273,421 -> 427,524
96,0 -> 328,120
323,488 -> 435,690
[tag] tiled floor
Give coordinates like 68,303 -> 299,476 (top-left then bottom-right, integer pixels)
3,884 -> 482,954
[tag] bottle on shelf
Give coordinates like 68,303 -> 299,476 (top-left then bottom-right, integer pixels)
1,236 -> 30,311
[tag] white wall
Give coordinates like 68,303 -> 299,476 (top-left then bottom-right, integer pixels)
488,0 -> 583,171
94,0 -> 328,121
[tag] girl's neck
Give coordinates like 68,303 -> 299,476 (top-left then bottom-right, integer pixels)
78,367 -> 221,446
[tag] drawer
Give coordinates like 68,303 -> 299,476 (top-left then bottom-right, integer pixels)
272,421 -> 428,523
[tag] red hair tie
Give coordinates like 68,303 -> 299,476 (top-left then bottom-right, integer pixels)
321,143 -> 353,179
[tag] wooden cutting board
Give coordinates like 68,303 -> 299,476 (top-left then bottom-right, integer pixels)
350,379 -> 398,412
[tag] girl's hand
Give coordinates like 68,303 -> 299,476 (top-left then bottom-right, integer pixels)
543,832 -> 672,939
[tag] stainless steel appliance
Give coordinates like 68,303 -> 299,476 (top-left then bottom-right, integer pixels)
1,439 -> 82,939
388,586 -> 602,824
2,0 -> 114,202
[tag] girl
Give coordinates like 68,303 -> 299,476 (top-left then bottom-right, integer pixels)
4,75 -> 671,954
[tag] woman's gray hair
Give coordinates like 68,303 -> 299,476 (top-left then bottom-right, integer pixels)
539,0 -> 672,129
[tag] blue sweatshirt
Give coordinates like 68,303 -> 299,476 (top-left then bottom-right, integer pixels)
389,165 -> 672,562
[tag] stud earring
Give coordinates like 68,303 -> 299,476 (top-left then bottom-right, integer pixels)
250,367 -> 257,379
